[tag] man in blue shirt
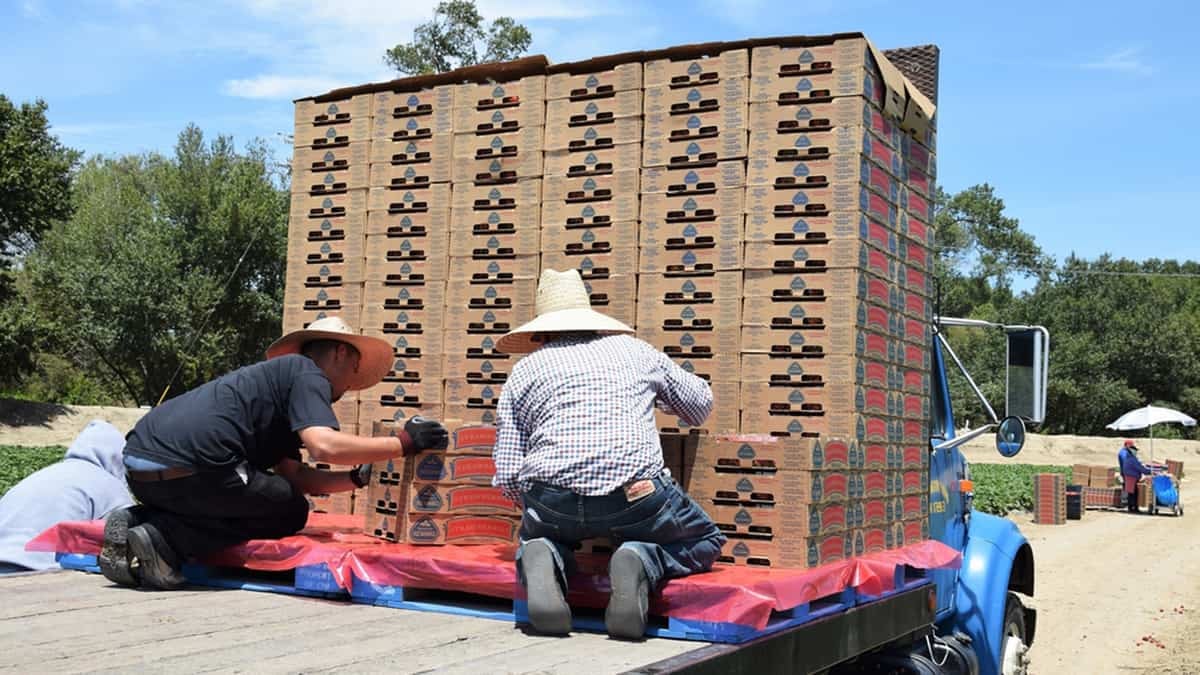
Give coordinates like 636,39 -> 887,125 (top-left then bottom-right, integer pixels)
1118,439 -> 1151,513
101,316 -> 449,590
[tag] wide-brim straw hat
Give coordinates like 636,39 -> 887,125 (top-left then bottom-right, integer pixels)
266,315 -> 392,391
497,268 -> 634,354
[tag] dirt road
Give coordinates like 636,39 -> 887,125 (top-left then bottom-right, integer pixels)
1022,505 -> 1200,674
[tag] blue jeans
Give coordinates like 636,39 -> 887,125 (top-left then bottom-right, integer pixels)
516,474 -> 726,592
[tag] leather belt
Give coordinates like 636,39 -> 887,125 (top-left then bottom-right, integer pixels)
127,467 -> 198,482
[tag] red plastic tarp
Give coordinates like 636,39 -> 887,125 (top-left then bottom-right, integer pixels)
28,513 -> 961,631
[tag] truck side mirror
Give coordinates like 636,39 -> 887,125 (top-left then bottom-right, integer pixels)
996,416 -> 1026,457
1005,328 -> 1049,425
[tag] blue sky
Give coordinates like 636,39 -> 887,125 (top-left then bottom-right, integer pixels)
4,0 -> 1197,265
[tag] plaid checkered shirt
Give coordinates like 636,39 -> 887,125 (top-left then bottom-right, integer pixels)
492,334 -> 713,500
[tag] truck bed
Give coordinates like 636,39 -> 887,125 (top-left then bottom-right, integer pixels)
0,570 -> 701,674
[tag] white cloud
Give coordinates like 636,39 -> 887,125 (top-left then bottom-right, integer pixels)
21,0 -> 43,18
223,75 -> 350,100
1082,47 -> 1153,76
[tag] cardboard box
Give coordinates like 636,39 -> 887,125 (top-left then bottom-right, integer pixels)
409,448 -> 498,485
446,254 -> 540,283
899,211 -> 935,249
641,162 -> 746,196
443,378 -> 503,409
686,466 -> 855,507
663,351 -> 741,383
742,238 -> 899,278
366,183 -> 452,218
747,126 -> 902,188
637,218 -> 743,259
331,395 -> 358,429
655,381 -> 739,435
742,291 -> 901,336
1071,464 -> 1092,485
282,283 -> 364,327
360,400 -> 443,427
541,171 -> 640,224
644,82 -> 748,136
642,128 -> 749,169
364,230 -> 449,272
639,241 -> 742,274
543,118 -> 642,153
748,97 -> 900,145
637,295 -> 740,341
453,76 -> 547,121
739,409 -> 928,444
362,281 -> 446,326
443,279 -> 537,310
295,94 -> 371,130
643,49 -> 749,87
433,424 -> 498,454
442,353 -> 519,386
541,247 -> 638,280
639,271 -> 742,309
362,327 -> 443,359
370,352 -> 445,388
361,378 -> 442,408
546,62 -> 643,100
440,403 -> 500,428
1033,473 -> 1067,525
408,483 -> 520,516
742,268 -> 934,322
579,273 -> 637,325
640,189 -> 744,223
291,189 -> 368,223
543,143 -> 642,178
744,183 -> 900,236
364,246 -> 448,283
444,303 -> 534,337
449,219 -> 540,255
546,90 -> 641,125
368,132 -> 454,168
452,146 -> 544,185
370,85 -> 455,134
900,135 -> 937,178
294,143 -> 370,190
540,219 -> 637,254
451,178 -> 542,211
365,512 -> 406,543
740,354 -> 932,397
899,185 -> 932,223
740,379 -> 929,425
308,492 -> 354,515
293,115 -> 371,149
287,225 -> 365,268
285,257 -> 364,291
903,163 -> 933,198
689,435 -> 865,472
282,304 -> 360,333
453,125 -> 543,160
405,514 -> 521,545
365,206 -> 450,240
370,152 -> 453,189
639,322 -> 740,358
743,208 -> 931,248
748,49 -> 889,109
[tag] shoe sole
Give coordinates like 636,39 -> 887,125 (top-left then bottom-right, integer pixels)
606,548 -> 649,641
127,527 -> 186,590
98,509 -> 138,587
523,542 -> 572,635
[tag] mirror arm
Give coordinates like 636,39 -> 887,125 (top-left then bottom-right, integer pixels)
936,331 -> 1000,425
934,424 -> 997,451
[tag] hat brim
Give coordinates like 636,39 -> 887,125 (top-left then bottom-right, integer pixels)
496,308 -> 634,354
266,329 -> 393,391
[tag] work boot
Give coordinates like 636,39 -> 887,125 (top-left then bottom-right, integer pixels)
127,524 -> 186,590
521,540 -> 571,635
605,547 -> 649,641
98,506 -> 144,587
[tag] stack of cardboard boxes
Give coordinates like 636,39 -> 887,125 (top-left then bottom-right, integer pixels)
1032,472 -> 1067,525
287,35 -> 939,562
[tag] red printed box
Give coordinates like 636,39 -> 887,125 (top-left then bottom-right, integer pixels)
408,483 -> 519,516
409,451 -> 497,485
405,514 -> 521,545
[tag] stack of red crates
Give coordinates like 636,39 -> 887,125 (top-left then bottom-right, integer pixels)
1032,473 -> 1067,525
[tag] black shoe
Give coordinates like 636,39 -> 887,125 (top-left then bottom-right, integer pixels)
99,506 -> 143,587
522,540 -> 571,635
127,524 -> 186,590
605,547 -> 649,641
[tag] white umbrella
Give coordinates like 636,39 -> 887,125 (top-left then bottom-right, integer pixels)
1106,405 -> 1197,460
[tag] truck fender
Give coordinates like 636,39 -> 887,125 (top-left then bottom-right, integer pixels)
952,511 -> 1035,675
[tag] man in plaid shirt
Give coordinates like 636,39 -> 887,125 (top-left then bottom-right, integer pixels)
494,269 -> 726,640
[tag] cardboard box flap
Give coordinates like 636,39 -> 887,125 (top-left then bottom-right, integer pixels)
864,38 -> 936,139
901,79 -> 937,140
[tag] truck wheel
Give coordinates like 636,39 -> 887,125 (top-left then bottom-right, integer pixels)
1000,593 -> 1031,675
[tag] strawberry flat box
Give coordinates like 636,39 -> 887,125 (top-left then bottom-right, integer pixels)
740,353 -> 932,399
363,252 -> 448,284
666,352 -> 741,383
655,397 -> 739,436
742,268 -> 934,323
294,142 -> 370,188
364,512 -> 407,543
747,98 -> 901,147
689,435 -> 869,472
643,77 -> 749,126
293,115 -> 372,149
366,206 -> 450,238
450,232 -> 538,262
539,219 -> 638,254
642,128 -> 750,169
546,90 -> 642,124
453,75 -> 546,108
362,280 -> 446,317
546,62 -> 644,100
366,184 -> 452,218
543,143 -> 642,178
369,354 -> 445,389
452,125 -> 543,159
441,404 -> 501,428
748,54 -> 889,108
739,381 -> 930,422
541,171 -> 641,224
685,467 -> 857,507
543,118 -> 642,152
285,252 -> 365,287
638,215 -> 743,249
361,379 -> 443,407
448,217 -> 540,254
443,303 -> 534,336
359,400 -> 444,427
443,278 -> 537,309
640,162 -> 746,195
739,409 -> 929,445
640,188 -> 744,222
291,189 -> 368,223
541,247 -> 639,280
451,179 -> 542,211
639,241 -> 743,274
371,85 -> 456,136
443,378 -> 504,409
643,49 -> 750,87
452,101 -> 546,135
408,482 -> 520,516
283,302 -> 360,332
287,229 -> 365,266
746,125 -> 903,186
364,231 -> 449,268
369,156 -> 454,191
441,353 -> 521,384
452,151 -> 544,185
744,174 -> 907,229
636,289 -> 740,329
640,323 -> 741,358
446,254 -> 540,283
368,133 -> 454,166
361,328 -> 443,361
741,237 -> 900,279
405,514 -> 521,545
739,325 -> 915,369
295,94 -> 372,130
745,207 -> 935,250
637,271 -> 743,304
359,311 -> 446,353
706,498 -> 927,539
308,492 -> 354,515
638,298 -> 740,343
580,273 -> 637,309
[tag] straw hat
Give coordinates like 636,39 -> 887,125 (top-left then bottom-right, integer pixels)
266,315 -> 392,391
497,269 -> 633,354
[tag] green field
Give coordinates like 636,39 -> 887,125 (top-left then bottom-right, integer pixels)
971,463 -> 1073,515
0,446 -> 66,496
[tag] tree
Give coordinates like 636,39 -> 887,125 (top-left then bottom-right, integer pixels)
385,0 -> 532,75
26,125 -> 288,406
0,95 -> 79,388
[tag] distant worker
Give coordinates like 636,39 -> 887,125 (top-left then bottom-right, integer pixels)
99,316 -> 449,590
492,269 -> 727,640
0,420 -> 133,574
1118,439 -> 1151,513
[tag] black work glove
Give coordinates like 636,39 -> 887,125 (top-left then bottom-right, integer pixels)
349,464 -> 371,489
404,416 -> 449,453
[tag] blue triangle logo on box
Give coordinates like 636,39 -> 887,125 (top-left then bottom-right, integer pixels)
488,188 -> 502,200
407,94 -> 420,106
483,311 -> 496,322
489,160 -> 502,172
483,337 -> 495,349
403,192 -> 416,203
394,359 -> 406,371
685,171 -> 699,184
683,197 -> 698,211
487,236 -> 500,248
482,361 -> 494,373
400,216 -> 412,227
795,135 -> 811,148
585,102 -> 599,115
492,110 -> 505,123
320,219 -> 332,230
488,212 -> 501,224
324,151 -> 335,162
796,79 -> 813,92
681,306 -> 695,319
406,142 -> 418,153
396,336 -> 409,348
682,251 -> 697,265
792,247 -> 808,261
585,128 -> 598,140
487,262 -> 500,273
790,304 -> 806,318
681,361 -> 695,373
405,167 -> 417,178
582,229 -> 595,242
316,290 -> 329,301
583,178 -> 597,191
491,137 -> 504,149
400,263 -> 413,274
788,362 -> 804,375
482,386 -> 495,399
586,75 -> 599,88
791,276 -> 807,291
793,164 -> 810,177
687,62 -> 702,76
399,288 -> 411,299
320,242 -> 331,254
397,312 -> 409,323
686,142 -> 701,155
792,192 -> 809,205
326,128 -> 337,138
585,153 -> 598,165
407,119 -> 418,130
401,240 -> 412,251
582,205 -> 595,218
327,103 -> 339,115
687,89 -> 701,103
789,390 -> 805,404
581,257 -> 594,270
682,223 -> 698,237
795,107 -> 812,121
492,86 -> 505,99
322,198 -> 333,208
680,333 -> 696,347
485,286 -> 498,298
798,49 -> 814,64
682,280 -> 697,293
789,332 -> 806,345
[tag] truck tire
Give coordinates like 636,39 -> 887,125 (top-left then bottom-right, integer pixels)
1000,593 -> 1031,675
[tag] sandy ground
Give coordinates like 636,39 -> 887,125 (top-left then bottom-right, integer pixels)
3,400 -> 1200,672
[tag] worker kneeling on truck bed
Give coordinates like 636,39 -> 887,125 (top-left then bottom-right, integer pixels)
99,316 -> 448,590
493,269 -> 726,640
